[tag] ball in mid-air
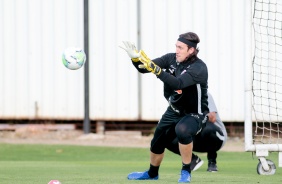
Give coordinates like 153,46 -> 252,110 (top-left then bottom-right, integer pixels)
62,47 -> 86,70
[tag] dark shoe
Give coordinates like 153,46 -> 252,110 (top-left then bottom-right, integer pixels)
207,161 -> 218,172
190,154 -> 204,171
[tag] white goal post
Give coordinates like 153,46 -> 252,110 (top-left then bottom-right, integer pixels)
245,0 -> 282,175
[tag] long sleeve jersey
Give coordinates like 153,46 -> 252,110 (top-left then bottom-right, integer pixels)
132,53 -> 209,115
208,92 -> 227,146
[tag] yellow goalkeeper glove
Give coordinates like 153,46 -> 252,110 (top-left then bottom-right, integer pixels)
138,50 -> 162,75
119,41 -> 140,62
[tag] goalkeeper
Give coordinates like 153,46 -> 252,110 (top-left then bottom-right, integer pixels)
165,92 -> 227,172
120,32 -> 209,183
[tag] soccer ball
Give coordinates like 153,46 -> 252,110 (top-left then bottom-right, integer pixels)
62,47 -> 86,70
48,180 -> 61,184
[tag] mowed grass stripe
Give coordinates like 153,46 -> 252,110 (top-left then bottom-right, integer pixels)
0,144 -> 281,184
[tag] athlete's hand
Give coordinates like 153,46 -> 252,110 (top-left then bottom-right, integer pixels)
207,112 -> 216,123
138,50 -> 162,75
119,41 -> 140,62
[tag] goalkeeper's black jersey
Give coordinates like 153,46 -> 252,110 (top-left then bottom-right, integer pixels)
132,53 -> 209,115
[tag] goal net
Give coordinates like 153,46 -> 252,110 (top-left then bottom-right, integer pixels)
245,0 -> 282,172
252,0 -> 282,145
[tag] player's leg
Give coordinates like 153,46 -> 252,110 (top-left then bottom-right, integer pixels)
165,121 -> 224,172
187,132 -> 205,171
190,152 -> 204,171
207,153 -> 218,172
127,123 -> 167,180
175,114 -> 202,182
165,125 -> 204,171
194,122 -> 224,172
127,107 -> 182,180
164,126 -> 180,154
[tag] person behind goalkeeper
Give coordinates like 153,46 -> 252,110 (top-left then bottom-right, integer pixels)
165,92 -> 227,172
120,32 -> 209,183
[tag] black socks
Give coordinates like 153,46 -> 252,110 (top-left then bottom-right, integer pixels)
148,164 -> 159,178
182,162 -> 191,173
148,162 -> 191,178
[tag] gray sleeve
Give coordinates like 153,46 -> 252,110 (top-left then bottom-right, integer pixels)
208,92 -> 228,146
208,92 -> 217,113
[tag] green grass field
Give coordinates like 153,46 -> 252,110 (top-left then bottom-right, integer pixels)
0,143 -> 281,184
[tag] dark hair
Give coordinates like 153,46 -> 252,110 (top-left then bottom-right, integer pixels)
179,32 -> 200,58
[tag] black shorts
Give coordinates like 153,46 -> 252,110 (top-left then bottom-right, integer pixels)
165,121 -> 224,155
150,106 -> 206,154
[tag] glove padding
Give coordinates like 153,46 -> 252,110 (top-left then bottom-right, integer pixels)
138,50 -> 161,75
119,41 -> 140,62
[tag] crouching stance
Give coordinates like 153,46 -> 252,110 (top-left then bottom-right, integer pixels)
120,32 -> 209,183
166,92 -> 227,172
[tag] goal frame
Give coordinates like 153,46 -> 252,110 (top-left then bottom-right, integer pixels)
244,0 -> 282,169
